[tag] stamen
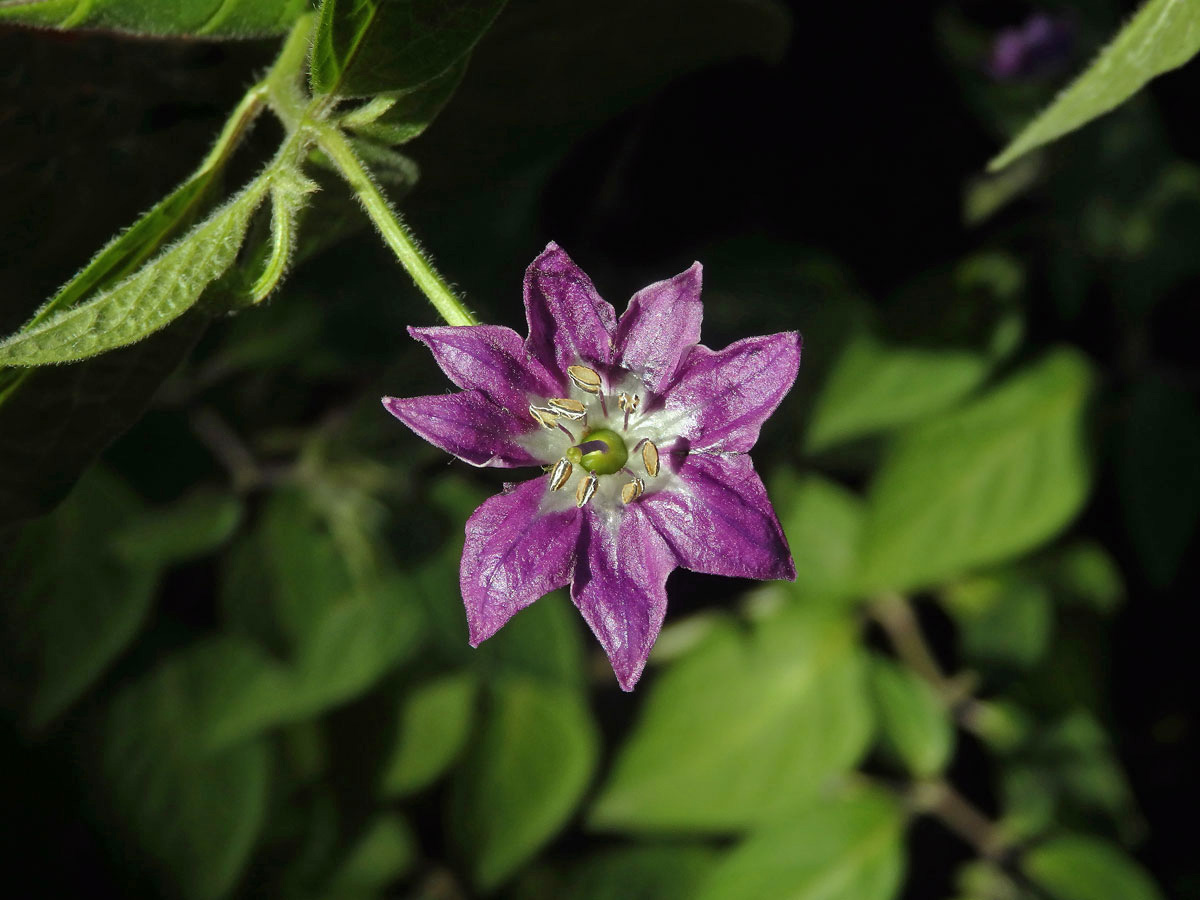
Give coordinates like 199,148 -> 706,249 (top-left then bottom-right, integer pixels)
566,365 -> 602,394
621,477 -> 645,504
548,398 -> 587,420
575,471 -> 599,507
549,457 -> 573,491
529,404 -> 558,428
642,439 -> 659,477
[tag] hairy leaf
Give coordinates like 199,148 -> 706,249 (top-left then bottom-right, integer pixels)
590,606 -> 873,832
860,349 -> 1094,593
451,677 -> 599,889
0,0 -> 309,37
343,56 -> 469,145
310,0 -> 507,98
694,787 -> 905,900
990,0 -> 1200,170
0,183 -> 267,366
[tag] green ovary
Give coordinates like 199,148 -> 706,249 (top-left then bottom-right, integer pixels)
569,427 -> 628,475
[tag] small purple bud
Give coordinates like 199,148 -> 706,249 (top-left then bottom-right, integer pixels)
988,12 -> 1075,82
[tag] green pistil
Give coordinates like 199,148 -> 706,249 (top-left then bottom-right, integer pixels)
570,427 -> 628,475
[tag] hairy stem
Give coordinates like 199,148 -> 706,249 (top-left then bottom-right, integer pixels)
312,125 -> 478,327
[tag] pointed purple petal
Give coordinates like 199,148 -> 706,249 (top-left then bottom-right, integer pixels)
382,391 -> 541,467
665,331 -> 801,452
461,478 -> 583,645
614,262 -> 703,393
524,243 -> 617,380
571,507 -> 676,691
409,324 -> 559,414
642,453 -> 795,581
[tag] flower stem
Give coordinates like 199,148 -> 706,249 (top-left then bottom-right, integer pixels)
313,125 -> 478,327
909,779 -> 1008,861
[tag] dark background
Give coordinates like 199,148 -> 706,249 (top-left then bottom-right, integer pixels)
2,0 -> 1196,896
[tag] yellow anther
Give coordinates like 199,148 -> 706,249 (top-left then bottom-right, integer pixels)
641,439 -> 659,477
621,477 -> 645,504
529,404 -> 558,428
549,457 -> 573,491
618,392 -> 640,412
548,397 -> 587,420
575,471 -> 599,507
567,365 -> 602,394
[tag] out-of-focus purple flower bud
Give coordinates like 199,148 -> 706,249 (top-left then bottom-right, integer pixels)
988,13 -> 1075,81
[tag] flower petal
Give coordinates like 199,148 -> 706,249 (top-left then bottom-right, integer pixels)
614,262 -> 703,392
409,324 -> 559,414
461,478 -> 583,645
664,331 -> 801,452
641,452 -> 795,581
524,242 -> 617,380
572,506 -> 676,691
382,391 -> 540,467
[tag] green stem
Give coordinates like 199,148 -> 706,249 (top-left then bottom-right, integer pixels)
313,125 -> 477,326
909,780 -> 1008,861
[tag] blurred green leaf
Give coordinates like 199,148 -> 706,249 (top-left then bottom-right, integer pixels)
1,469 -> 155,729
451,677 -> 599,889
590,606 -> 873,832
343,56 -> 469,145
869,656 -> 955,778
0,181 -> 268,366
0,0 -> 308,36
1118,374 -> 1200,587
1023,834 -> 1163,900
321,814 -> 416,898
943,573 -> 1054,669
990,0 -> 1200,170
1048,542 -> 1124,614
381,671 -> 477,797
310,0 -> 507,98
806,334 -> 993,453
769,471 -> 863,604
693,786 -> 906,900
112,489 -> 243,568
861,349 -> 1094,594
102,656 -> 273,900
560,845 -> 721,900
955,860 -> 1039,900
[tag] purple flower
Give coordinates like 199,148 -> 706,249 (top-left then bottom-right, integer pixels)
383,243 -> 800,690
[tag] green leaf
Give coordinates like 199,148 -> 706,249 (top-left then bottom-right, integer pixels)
1023,835 -> 1163,900
111,490 -> 243,569
990,0 -> 1200,170
806,333 -> 993,453
322,814 -> 416,898
451,677 -> 599,889
381,672 -> 477,797
860,349 -> 1094,593
869,656 -> 955,778
769,470 -> 864,605
590,605 -> 874,832
1048,542 -> 1124,614
310,0 -> 508,98
343,56 -> 469,145
1,469 -> 155,729
101,657 -> 273,900
1118,374 -> 1200,587
693,787 -> 906,900
0,0 -> 310,37
561,845 -> 721,900
0,182 -> 268,366
942,572 -> 1054,670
